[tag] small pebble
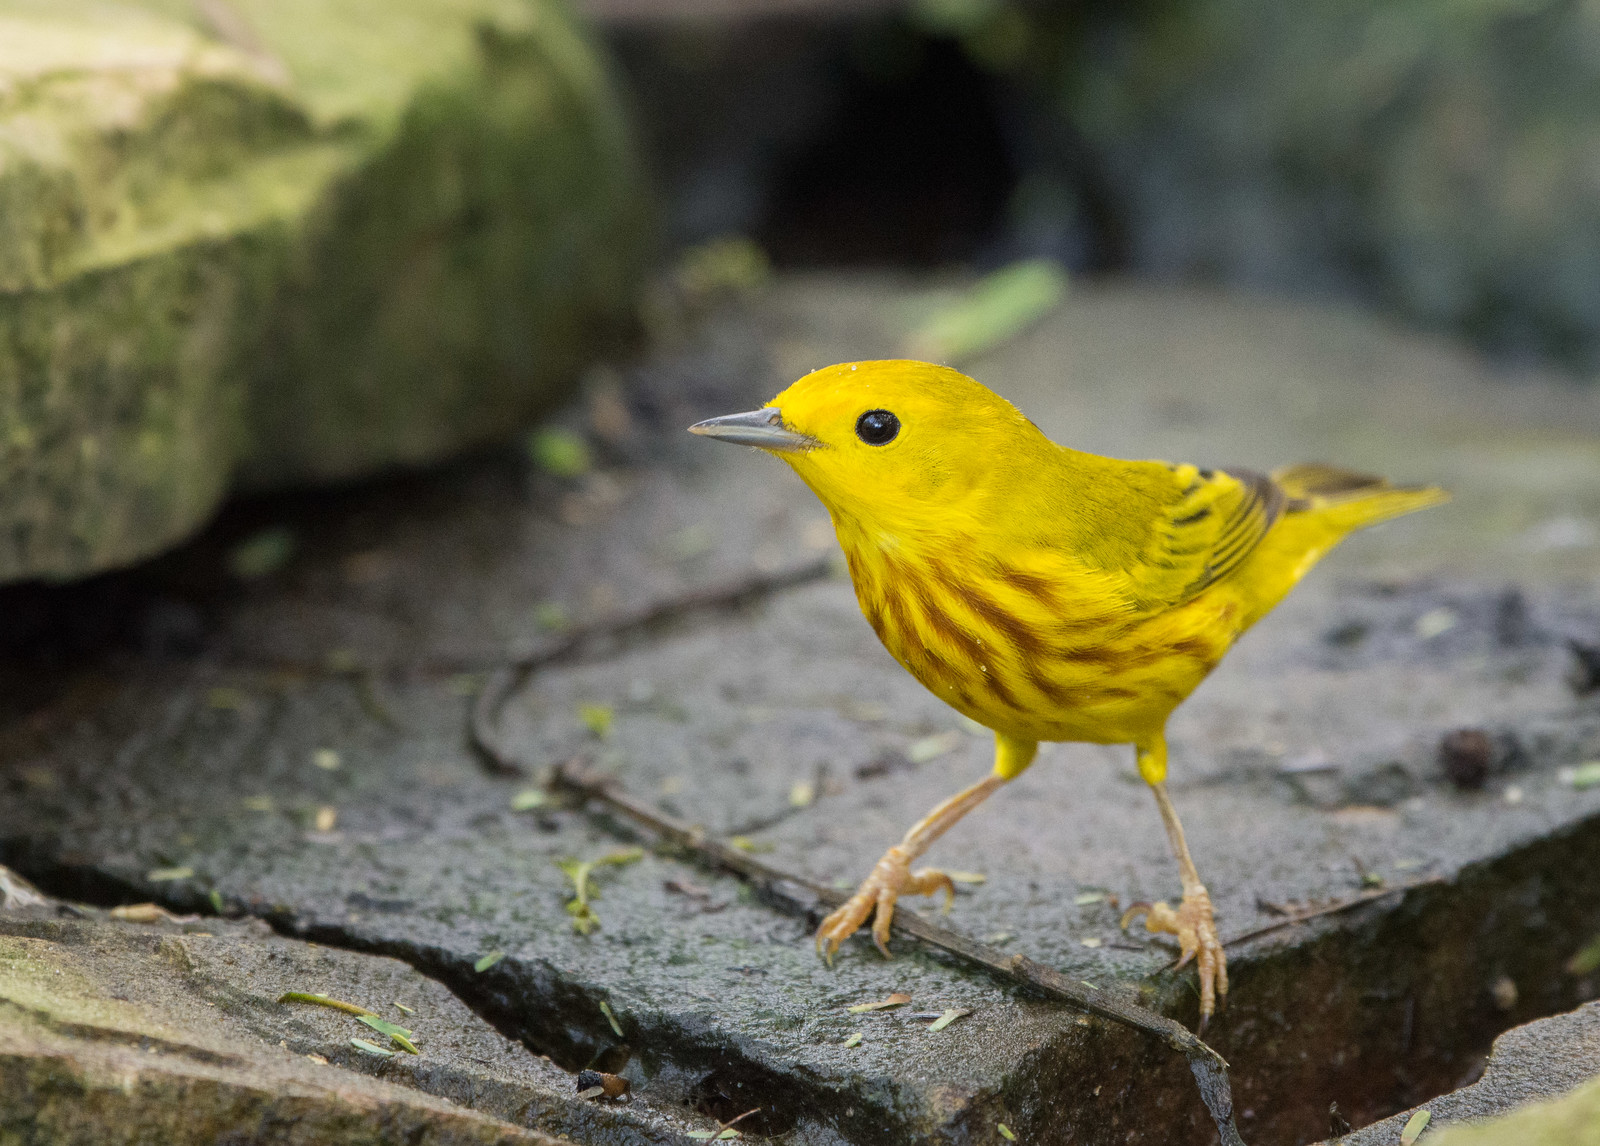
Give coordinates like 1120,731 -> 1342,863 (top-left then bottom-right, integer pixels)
1438,729 -> 1492,790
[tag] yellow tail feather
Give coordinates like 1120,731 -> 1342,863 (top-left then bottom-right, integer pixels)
1272,462 -> 1449,534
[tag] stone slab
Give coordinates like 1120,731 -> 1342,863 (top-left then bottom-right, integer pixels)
0,899 -> 709,1144
4,279 -> 1600,1144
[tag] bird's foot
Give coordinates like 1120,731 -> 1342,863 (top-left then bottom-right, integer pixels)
815,845 -> 955,963
1121,886 -> 1228,1026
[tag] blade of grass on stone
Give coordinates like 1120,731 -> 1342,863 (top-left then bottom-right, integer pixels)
511,788 -> 549,811
357,1014 -> 419,1054
474,951 -> 505,972
599,999 -> 624,1038
901,259 -> 1068,362
926,1007 -> 971,1032
350,1037 -> 395,1057
1400,1108 -> 1431,1145
279,992 -> 375,1017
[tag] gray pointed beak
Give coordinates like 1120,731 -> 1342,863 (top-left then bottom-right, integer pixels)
687,407 -> 819,453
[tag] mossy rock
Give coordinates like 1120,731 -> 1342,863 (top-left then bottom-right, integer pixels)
0,0 -> 649,582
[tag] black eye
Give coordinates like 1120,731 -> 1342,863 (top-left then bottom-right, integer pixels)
855,409 -> 900,446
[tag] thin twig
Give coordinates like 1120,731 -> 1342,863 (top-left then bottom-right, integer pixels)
1218,878 -> 1445,953
543,759 -> 1247,1146
719,1107 -> 762,1133
471,558 -> 834,774
1141,879 -> 1446,973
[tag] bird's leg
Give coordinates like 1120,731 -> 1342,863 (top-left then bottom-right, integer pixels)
1120,737 -> 1228,1026
816,733 -> 1036,962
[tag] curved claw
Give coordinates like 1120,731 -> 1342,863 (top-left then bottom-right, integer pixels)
1119,890 -> 1227,1025
1119,901 -> 1154,930
815,848 -> 963,962
909,868 -> 956,915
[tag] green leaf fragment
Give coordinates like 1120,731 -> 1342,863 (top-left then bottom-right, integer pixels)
1570,761 -> 1600,789
1400,1108 -> 1431,1144
529,428 -> 592,477
510,788 -> 549,812
209,889 -> 225,914
1567,934 -> 1600,976
998,1125 -> 1017,1141
558,848 -> 645,935
1074,892 -> 1104,906
842,1032 -> 863,1048
926,1007 -> 971,1032
147,866 -> 194,882
357,1014 -> 418,1054
902,259 -> 1068,362
392,1002 -> 415,1014
578,703 -> 614,738
599,999 -> 624,1038
474,951 -> 505,972
727,836 -> 775,854
350,1038 -> 394,1057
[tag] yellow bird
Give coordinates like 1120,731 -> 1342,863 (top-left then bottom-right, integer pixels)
690,360 -> 1446,1023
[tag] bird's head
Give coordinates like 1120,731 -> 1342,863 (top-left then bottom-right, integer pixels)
689,360 -> 1048,525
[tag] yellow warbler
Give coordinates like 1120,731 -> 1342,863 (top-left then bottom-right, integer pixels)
691,360 -> 1447,1024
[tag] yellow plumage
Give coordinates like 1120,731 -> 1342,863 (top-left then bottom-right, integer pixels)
690,359 -> 1447,1025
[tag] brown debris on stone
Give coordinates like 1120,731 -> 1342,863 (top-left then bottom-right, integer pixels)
1438,729 -> 1493,790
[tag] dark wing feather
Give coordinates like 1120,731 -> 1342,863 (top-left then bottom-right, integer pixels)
1120,464 -> 1285,611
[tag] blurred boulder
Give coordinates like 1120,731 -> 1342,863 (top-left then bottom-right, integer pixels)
1057,0 -> 1600,371
0,0 -> 648,583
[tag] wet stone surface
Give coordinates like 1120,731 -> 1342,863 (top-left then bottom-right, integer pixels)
5,279 -> 1600,1144
0,903 -> 646,1145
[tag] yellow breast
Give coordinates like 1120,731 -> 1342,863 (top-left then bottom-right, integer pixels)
838,527 -> 1239,746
